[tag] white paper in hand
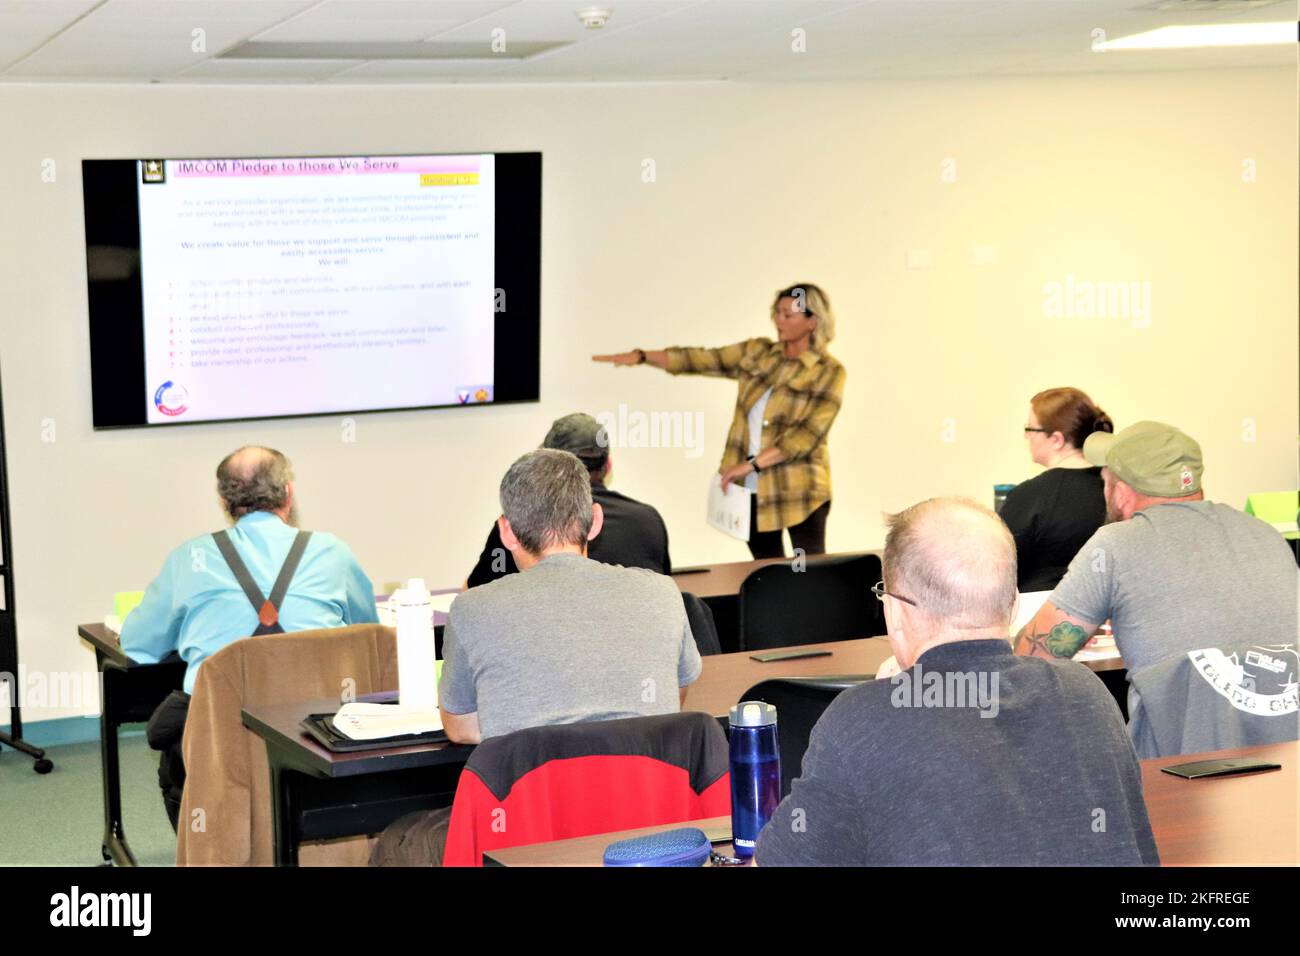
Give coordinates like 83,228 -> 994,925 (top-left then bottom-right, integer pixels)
707,480 -> 752,541
332,702 -> 443,741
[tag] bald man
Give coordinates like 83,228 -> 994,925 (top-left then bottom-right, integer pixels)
755,497 -> 1158,866
121,446 -> 378,829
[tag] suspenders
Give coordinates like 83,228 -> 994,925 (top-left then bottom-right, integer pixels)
211,529 -> 313,636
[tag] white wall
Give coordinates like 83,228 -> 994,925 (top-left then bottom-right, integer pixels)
1,67 -> 1295,721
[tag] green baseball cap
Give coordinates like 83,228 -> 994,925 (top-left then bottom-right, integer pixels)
542,412 -> 609,466
1083,421 -> 1203,498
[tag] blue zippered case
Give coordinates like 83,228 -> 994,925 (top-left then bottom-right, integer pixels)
602,827 -> 712,867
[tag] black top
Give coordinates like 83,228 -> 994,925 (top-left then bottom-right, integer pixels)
465,481 -> 672,588
999,466 -> 1106,592
755,639 -> 1159,866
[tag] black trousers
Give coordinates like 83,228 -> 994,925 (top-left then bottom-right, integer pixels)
145,690 -> 191,833
747,497 -> 831,560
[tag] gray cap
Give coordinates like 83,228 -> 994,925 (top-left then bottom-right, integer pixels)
1083,420 -> 1203,498
729,701 -> 778,727
543,413 -> 609,466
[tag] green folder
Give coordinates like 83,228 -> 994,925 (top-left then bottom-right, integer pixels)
113,590 -> 145,621
1245,491 -> 1300,540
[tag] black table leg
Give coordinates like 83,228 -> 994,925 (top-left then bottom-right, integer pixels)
98,665 -> 137,866
270,761 -> 300,867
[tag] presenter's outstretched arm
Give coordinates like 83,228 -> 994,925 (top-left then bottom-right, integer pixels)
591,350 -> 669,369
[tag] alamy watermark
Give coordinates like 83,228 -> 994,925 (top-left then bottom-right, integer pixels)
1043,274 -> 1152,329
890,660 -> 1000,718
0,668 -> 100,710
596,404 -> 705,459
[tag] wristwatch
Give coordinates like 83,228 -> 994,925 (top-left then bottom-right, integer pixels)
747,455 -> 762,473
634,349 -> 647,365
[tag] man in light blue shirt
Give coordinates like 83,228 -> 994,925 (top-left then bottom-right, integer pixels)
122,445 -> 378,828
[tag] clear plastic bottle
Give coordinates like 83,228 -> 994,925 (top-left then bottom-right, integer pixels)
393,577 -> 438,712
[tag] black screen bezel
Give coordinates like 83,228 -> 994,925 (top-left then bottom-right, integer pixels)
82,151 -> 541,429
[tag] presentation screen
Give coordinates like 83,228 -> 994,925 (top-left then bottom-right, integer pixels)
82,151 -> 541,428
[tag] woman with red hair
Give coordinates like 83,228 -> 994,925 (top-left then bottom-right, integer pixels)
1001,387 -> 1114,591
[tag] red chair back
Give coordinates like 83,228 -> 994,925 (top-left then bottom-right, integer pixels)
443,712 -> 730,866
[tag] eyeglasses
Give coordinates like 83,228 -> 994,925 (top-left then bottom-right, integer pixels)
1023,426 -> 1048,434
871,581 -> 917,607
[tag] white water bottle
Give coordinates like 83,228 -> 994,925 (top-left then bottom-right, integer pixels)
393,578 -> 438,713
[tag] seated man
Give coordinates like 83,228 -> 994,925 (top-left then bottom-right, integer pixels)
372,448 -> 701,865
756,497 -> 1158,866
121,446 -> 378,829
465,412 -> 671,587
1014,421 -> 1299,757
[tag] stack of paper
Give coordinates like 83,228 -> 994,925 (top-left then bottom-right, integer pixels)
331,702 -> 443,741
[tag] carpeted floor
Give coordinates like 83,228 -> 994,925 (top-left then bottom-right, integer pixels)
0,730 -> 177,866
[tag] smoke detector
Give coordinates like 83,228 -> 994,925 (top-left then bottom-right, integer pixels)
577,7 -> 612,29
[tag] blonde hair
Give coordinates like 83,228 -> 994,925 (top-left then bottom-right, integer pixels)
771,283 -> 836,349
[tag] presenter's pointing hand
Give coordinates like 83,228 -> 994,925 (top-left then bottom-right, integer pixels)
591,351 -> 642,367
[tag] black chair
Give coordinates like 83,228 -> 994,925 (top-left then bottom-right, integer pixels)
682,592 -> 722,657
738,553 -> 883,651
738,676 -> 872,799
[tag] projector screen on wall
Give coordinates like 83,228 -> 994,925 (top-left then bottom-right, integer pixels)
82,151 -> 541,429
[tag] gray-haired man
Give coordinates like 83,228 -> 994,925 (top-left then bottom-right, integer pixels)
465,413 -> 672,587
121,446 -> 378,828
371,448 -> 701,865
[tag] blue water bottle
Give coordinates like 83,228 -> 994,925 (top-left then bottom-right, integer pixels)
728,700 -> 780,859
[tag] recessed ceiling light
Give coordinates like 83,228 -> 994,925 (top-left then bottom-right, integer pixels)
1092,21 -> 1296,51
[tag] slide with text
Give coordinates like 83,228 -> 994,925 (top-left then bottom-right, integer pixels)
137,153 -> 496,423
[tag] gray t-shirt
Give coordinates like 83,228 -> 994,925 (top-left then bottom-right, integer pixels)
438,552 -> 703,741
1050,500 -> 1300,731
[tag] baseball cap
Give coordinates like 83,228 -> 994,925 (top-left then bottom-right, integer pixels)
542,413 -> 609,466
1082,420 -> 1203,498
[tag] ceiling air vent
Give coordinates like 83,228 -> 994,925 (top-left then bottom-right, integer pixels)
220,41 -> 568,62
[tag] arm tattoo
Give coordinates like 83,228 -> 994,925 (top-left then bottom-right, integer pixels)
1022,621 -> 1090,659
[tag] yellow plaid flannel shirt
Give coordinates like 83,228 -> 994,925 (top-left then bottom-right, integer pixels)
665,338 -> 846,533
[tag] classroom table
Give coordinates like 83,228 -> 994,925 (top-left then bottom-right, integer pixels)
483,740 -> 1299,866
77,623 -> 186,867
243,635 -> 1124,865
242,639 -> 888,864
241,691 -> 470,866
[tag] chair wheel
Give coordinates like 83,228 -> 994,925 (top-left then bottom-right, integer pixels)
34,758 -> 53,774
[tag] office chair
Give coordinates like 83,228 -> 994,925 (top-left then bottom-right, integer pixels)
682,591 -> 722,656
443,712 -> 730,866
738,552 -> 883,651
739,676 -> 872,799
